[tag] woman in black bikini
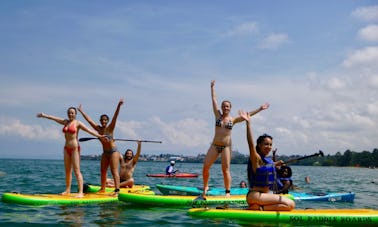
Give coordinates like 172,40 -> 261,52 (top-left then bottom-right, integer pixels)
78,99 -> 124,195
199,80 -> 270,199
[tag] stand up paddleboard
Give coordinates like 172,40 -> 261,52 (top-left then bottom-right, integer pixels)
2,184 -> 154,206
156,184 -> 355,202
118,192 -> 294,208
188,208 -> 378,226
2,192 -> 119,206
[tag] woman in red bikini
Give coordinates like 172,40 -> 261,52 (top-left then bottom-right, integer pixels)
37,107 -> 105,198
78,98 -> 124,195
198,80 -> 270,200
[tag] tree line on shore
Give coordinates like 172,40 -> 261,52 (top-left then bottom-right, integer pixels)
82,148 -> 378,168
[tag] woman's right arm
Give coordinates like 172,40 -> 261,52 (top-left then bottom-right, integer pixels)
211,80 -> 221,117
239,110 -> 258,171
78,104 -> 98,129
36,113 -> 65,125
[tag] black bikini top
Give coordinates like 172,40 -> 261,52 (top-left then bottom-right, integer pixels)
215,118 -> 233,130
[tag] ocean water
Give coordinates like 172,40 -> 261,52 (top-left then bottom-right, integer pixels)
0,159 -> 377,226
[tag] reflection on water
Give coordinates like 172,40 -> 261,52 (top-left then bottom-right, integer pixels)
59,206 -> 85,227
0,159 -> 377,226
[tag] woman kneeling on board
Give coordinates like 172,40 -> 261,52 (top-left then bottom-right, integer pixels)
240,110 -> 295,211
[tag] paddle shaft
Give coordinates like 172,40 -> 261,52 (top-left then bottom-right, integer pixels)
79,137 -> 162,143
284,151 -> 324,164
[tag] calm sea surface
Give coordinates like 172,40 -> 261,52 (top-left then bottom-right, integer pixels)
0,159 -> 377,226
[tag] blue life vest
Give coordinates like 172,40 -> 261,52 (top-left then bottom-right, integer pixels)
165,166 -> 171,175
248,155 -> 276,188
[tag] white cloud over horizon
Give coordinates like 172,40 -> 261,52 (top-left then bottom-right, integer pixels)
1,1 -> 377,159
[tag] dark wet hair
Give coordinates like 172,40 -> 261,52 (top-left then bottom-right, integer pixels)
67,107 -> 77,114
278,165 -> 292,178
256,133 -> 273,153
124,149 -> 133,157
100,114 -> 109,121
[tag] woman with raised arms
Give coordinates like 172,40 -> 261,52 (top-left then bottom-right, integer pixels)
37,107 -> 105,198
198,80 -> 269,199
240,110 -> 295,211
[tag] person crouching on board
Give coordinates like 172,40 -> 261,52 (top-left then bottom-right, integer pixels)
106,140 -> 142,188
239,110 -> 295,211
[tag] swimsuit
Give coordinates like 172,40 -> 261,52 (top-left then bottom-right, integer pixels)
212,144 -> 228,153
62,122 -> 77,134
103,147 -> 118,157
213,117 -> 232,153
215,118 -> 233,130
101,133 -> 118,157
62,122 -> 79,156
64,146 -> 80,156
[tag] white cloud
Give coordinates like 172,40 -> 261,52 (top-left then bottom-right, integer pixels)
368,75 -> 378,88
342,46 -> 378,67
327,77 -> 347,90
150,116 -> 211,147
0,116 -> 61,140
258,33 -> 289,49
358,24 -> 378,42
367,101 -> 378,115
352,5 -> 378,22
117,120 -> 145,139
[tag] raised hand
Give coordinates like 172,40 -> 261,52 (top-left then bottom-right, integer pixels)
239,110 -> 250,122
260,103 -> 270,110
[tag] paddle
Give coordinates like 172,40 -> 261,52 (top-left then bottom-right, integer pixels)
79,137 -> 162,143
284,150 -> 324,164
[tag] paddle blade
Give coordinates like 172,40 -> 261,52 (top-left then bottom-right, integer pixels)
79,137 -> 97,142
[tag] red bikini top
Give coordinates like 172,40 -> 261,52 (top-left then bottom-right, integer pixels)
62,122 -> 77,134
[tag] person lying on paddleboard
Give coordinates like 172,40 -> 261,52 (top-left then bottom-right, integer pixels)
199,80 -> 270,199
166,160 -> 178,175
240,110 -> 295,211
106,140 -> 142,188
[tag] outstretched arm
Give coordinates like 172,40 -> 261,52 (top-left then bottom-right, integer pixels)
211,80 -> 221,118
36,113 -> 66,125
108,98 -> 124,130
239,110 -> 258,172
133,140 -> 142,165
234,102 -> 270,124
249,102 -> 270,116
78,104 -> 98,129
78,121 -> 105,139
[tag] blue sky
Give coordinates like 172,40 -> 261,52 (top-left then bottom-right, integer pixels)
1,1 -> 377,159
